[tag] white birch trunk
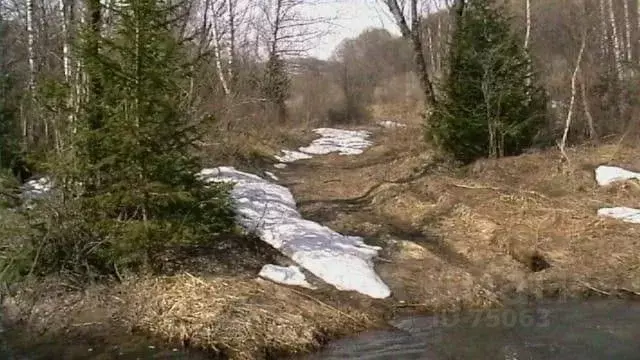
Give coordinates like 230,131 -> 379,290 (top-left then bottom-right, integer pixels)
607,0 -> 623,80
226,0 -> 235,88
25,0 -> 36,141
524,0 -> 531,49
560,33 -> 587,152
623,0 -> 632,61
212,12 -> 230,95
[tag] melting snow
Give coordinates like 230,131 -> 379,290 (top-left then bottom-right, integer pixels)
299,128 -> 372,156
199,166 -> 391,299
595,165 -> 640,224
597,207 -> 640,224
265,171 -> 279,181
595,166 -> 640,186
21,177 -> 54,202
379,120 -> 407,128
275,149 -> 313,163
259,264 -> 315,289
272,127 -> 374,169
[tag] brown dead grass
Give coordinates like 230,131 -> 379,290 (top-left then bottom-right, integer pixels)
3,273 -> 379,360
373,142 -> 640,302
124,275 -> 376,359
283,127 -> 640,318
199,120 -> 316,172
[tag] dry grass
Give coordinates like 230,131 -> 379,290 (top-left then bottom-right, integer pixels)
124,275 -> 375,359
3,272 -> 379,360
199,119 -> 316,172
284,128 -> 640,318
372,142 -> 640,301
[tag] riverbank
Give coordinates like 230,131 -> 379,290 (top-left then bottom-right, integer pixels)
2,121 -> 640,359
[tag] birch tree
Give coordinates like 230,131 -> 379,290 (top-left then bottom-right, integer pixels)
381,0 -> 441,111
606,0 -> 623,79
255,0 -> 328,121
622,0 -> 631,61
524,0 -> 531,49
25,0 -> 36,142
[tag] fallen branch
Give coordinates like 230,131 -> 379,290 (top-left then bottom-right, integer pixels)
451,182 -> 549,200
288,287 -> 373,326
578,281 -> 610,296
618,288 -> 640,297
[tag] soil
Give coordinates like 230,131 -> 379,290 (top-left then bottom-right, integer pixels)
3,120 -> 640,359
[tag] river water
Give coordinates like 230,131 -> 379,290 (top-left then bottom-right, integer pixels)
305,299 -> 640,360
1,300 -> 639,359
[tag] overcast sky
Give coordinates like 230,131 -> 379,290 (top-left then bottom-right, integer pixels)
304,0 -> 400,60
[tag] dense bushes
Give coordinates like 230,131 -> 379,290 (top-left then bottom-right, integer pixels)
427,0 -> 547,163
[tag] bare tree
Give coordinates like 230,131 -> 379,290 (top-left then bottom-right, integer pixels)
560,30 -> 587,154
524,0 -> 531,49
209,0 -> 231,95
25,0 -> 36,141
607,0 -> 623,79
622,0 -> 632,61
226,0 -> 236,85
382,0 -> 440,110
599,0 -> 609,58
252,0 -> 330,121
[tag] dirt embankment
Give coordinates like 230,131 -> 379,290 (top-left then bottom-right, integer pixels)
3,121 -> 640,359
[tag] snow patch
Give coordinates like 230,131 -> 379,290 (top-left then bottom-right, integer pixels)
595,166 -> 640,186
199,166 -> 391,299
275,150 -> 313,163
379,120 -> 407,128
259,264 -> 315,289
299,128 -> 372,156
265,171 -> 279,181
21,177 -> 54,202
273,127 -> 373,165
595,166 -> 640,224
597,207 -> 640,224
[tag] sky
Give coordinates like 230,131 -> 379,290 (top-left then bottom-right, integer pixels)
304,0 -> 401,60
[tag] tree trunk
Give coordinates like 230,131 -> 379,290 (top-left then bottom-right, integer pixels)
25,0 -> 36,143
226,0 -> 235,88
560,32 -> 587,152
623,0 -> 632,61
86,0 -> 103,132
60,0 -> 74,149
599,0 -> 609,59
607,0 -> 623,80
524,0 -> 531,49
579,75 -> 597,142
384,0 -> 437,110
427,22 -> 436,73
212,11 -> 230,95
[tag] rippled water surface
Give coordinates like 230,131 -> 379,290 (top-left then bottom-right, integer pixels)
306,300 -> 640,360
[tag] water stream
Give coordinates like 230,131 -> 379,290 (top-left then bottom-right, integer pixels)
305,299 -> 640,360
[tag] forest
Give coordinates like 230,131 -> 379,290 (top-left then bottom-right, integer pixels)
0,0 -> 639,358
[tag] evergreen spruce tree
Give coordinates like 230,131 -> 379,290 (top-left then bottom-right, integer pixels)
39,0 -> 234,276
427,0 -> 547,164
